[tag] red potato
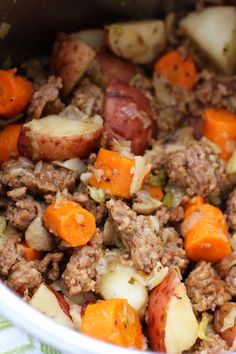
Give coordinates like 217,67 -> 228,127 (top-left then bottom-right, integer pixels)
87,52 -> 137,87
104,80 -> 157,155
18,114 -> 103,161
51,32 -> 95,95
147,269 -> 198,354
30,283 -> 74,328
214,302 -> 236,346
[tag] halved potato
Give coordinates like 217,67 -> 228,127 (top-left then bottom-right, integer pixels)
87,52 -> 137,87
106,20 -> 166,64
51,32 -> 95,95
148,269 -> 198,354
98,261 -> 148,317
18,114 -> 103,161
179,6 -> 236,74
104,80 -> 157,155
77,29 -> 105,50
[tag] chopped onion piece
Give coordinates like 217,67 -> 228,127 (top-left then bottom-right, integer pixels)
53,158 -> 86,174
198,313 -> 214,342
87,186 -> 105,204
226,150 -> 236,174
130,156 -> 151,195
222,308 -> 236,332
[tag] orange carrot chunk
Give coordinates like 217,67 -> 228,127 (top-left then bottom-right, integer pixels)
17,242 -> 42,261
143,184 -> 163,200
0,69 -> 33,118
154,50 -> 196,91
182,202 -> 231,263
89,148 -> 135,199
204,108 -> 236,161
81,298 -> 142,349
43,199 -> 96,247
0,124 -> 22,164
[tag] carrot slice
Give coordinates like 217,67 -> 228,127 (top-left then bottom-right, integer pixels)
0,69 -> 33,118
204,108 -> 236,161
183,202 -> 231,263
81,298 -> 142,349
0,124 -> 22,164
43,199 -> 96,247
154,50 -> 196,91
143,184 -> 163,200
89,148 -> 135,199
17,242 -> 42,261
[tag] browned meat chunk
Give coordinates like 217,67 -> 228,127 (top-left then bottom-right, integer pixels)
194,70 -> 236,115
72,78 -> 104,116
27,76 -> 64,119
216,253 -> 236,297
155,227 -> 189,273
6,196 -> 41,231
1,158 -> 77,195
166,139 -> 227,198
39,252 -> 64,281
226,188 -> 236,231
185,262 -> 231,313
107,199 -> 162,273
8,260 -> 43,296
0,238 -> 21,277
7,187 -> 27,200
62,230 -> 102,296
156,205 -> 184,227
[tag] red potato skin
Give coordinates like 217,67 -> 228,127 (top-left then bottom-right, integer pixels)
51,32 -> 95,95
18,125 -> 103,161
147,269 -> 180,352
88,51 -> 137,87
104,80 -> 157,155
45,283 -> 72,319
214,302 -> 236,346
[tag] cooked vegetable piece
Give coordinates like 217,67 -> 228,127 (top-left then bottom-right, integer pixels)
154,51 -> 196,90
204,108 -> 236,161
17,114 -> 103,161
77,29 -> 105,50
81,298 -> 142,349
0,124 -> 21,164
106,20 -> 166,64
98,261 -> 148,316
143,184 -> 163,200
148,269 -> 198,354
30,283 -> 74,328
182,202 -> 231,263
88,52 -> 137,87
17,242 -> 42,261
104,80 -> 156,155
89,148 -> 135,199
51,33 -> 95,95
179,6 -> 236,74
0,69 -> 33,118
43,199 -> 96,247
214,302 -> 236,346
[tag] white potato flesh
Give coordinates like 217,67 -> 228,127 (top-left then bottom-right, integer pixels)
165,283 -> 199,354
30,284 -> 74,328
179,6 -> 236,74
25,115 -> 101,136
99,262 -> 148,316
77,29 -> 105,50
106,20 -> 166,64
